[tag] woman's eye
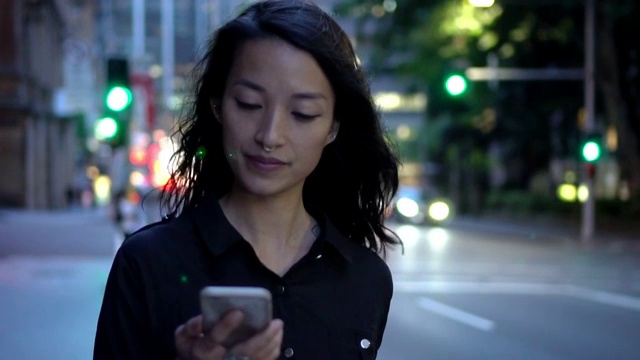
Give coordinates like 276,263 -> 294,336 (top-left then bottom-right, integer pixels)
235,99 -> 261,110
293,112 -> 319,121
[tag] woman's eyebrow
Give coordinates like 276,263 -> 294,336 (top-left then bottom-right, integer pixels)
232,78 -> 265,92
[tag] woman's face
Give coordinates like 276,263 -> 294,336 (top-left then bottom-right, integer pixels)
217,37 -> 338,199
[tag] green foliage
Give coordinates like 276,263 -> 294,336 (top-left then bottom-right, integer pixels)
338,0 -> 590,189
391,130 -> 421,162
338,0 -> 640,217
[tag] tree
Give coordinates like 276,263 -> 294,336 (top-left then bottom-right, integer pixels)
336,0 -> 640,204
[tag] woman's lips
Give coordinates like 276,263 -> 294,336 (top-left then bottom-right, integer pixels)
246,154 -> 286,172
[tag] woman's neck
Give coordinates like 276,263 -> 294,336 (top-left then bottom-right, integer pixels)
218,191 -> 312,249
219,191 -> 318,276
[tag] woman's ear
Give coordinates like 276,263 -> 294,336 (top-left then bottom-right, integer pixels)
209,99 -> 221,122
325,121 -> 340,145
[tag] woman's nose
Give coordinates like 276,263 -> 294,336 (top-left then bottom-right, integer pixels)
256,108 -> 287,149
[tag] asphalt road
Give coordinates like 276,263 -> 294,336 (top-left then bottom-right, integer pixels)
378,223 -> 640,360
0,207 -> 639,359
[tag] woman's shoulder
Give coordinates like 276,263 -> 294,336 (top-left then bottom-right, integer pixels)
312,206 -> 393,286
323,228 -> 393,290
117,213 -> 196,259
348,241 -> 393,280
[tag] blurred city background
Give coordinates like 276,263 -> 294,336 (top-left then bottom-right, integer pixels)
1,0 -> 639,359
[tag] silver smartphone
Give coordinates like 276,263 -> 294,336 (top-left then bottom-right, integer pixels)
199,286 -> 273,347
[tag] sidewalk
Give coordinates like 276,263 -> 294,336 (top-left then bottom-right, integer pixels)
0,205 -> 120,258
0,205 -> 112,224
0,206 -> 116,360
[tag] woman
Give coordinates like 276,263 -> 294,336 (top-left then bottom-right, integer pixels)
94,1 -> 401,359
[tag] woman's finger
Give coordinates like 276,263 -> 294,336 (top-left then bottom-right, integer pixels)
175,315 -> 203,354
175,316 -> 204,359
185,315 -> 205,337
175,314 -> 228,360
188,311 -> 244,359
209,310 -> 244,345
259,320 -> 284,360
190,339 -> 226,360
230,319 -> 284,359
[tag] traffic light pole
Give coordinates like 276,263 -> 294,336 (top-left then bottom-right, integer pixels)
581,0 -> 596,244
463,0 -> 598,244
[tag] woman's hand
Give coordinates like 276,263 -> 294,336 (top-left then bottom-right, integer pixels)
175,310 -> 284,360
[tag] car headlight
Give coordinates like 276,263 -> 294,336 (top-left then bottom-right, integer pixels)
396,197 -> 420,218
427,200 -> 451,222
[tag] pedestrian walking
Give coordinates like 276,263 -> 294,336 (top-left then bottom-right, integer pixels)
94,1 -> 401,359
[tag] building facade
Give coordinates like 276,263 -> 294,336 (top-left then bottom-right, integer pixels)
0,0 -> 420,209
0,0 -> 77,209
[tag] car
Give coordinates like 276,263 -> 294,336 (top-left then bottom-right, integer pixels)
387,185 -> 455,226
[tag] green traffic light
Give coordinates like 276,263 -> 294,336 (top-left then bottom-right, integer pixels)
106,86 -> 133,112
95,116 -> 118,140
445,75 -> 468,96
581,140 -> 601,162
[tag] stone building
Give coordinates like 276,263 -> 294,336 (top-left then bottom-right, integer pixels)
0,0 -> 78,209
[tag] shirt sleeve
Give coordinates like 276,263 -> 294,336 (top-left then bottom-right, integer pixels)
93,243 -> 154,359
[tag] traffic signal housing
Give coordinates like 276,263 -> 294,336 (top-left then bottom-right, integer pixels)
105,58 -> 132,113
580,134 -> 602,180
99,58 -> 132,147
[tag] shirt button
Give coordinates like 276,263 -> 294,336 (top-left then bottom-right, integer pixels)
284,347 -> 294,358
277,285 -> 286,294
360,338 -> 371,349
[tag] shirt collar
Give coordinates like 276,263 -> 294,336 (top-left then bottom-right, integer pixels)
190,196 -> 354,263
190,196 -> 244,257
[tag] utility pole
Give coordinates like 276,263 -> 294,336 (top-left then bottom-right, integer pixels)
465,1 -> 598,244
132,0 -> 145,60
161,0 -> 174,110
581,0 -> 596,244
195,0 -> 209,59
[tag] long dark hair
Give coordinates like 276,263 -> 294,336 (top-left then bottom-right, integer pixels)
161,0 -> 401,255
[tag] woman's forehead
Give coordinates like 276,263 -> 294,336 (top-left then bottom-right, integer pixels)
226,38 -> 334,100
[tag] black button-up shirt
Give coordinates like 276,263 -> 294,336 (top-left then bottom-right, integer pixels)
94,197 -> 393,359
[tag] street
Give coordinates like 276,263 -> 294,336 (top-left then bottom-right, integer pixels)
0,208 -> 116,360
1,207 -> 639,359
379,223 -> 640,360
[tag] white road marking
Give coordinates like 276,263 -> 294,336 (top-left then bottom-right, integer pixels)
568,286 -> 640,312
417,296 -> 496,331
396,281 -> 640,312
